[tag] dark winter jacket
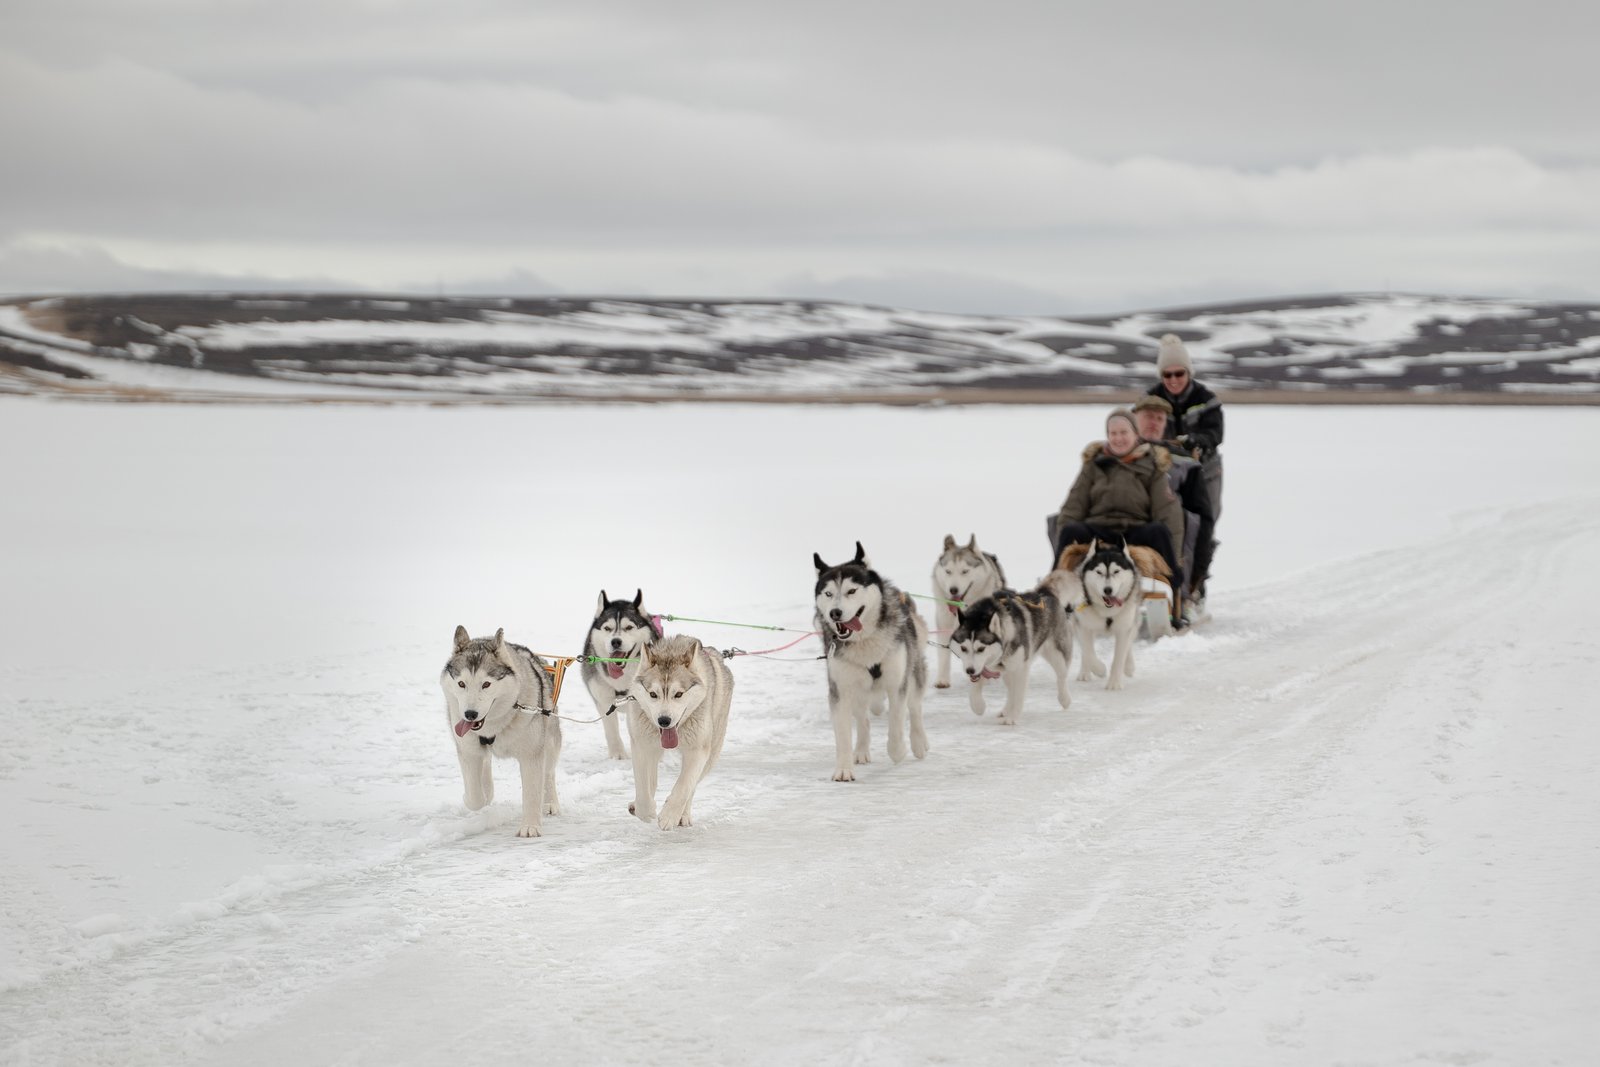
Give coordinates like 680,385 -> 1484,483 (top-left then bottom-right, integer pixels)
1153,445 -> 1214,520
1145,379 -> 1224,457
1055,441 -> 1185,557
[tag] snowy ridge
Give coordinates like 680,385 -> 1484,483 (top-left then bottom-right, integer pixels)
3,291 -> 1599,400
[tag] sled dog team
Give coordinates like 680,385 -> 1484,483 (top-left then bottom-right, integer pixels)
440,534 -> 1171,836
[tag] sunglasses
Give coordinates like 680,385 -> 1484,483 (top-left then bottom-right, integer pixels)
1161,369 -> 1188,380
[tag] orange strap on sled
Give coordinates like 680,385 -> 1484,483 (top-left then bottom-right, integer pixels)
541,656 -> 574,712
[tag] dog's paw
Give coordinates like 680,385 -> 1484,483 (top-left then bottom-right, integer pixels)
658,809 -> 690,830
997,716 -> 1018,726
1084,658 -> 1107,679
911,734 -> 929,760
1105,676 -> 1125,691
607,748 -> 629,761
629,800 -> 657,821
832,767 -> 856,782
463,793 -> 489,811
1125,655 -> 1136,677
888,741 -> 908,764
515,823 -> 543,838
934,680 -> 951,689
543,800 -> 561,816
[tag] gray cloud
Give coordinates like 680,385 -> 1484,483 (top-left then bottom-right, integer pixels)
2,0 -> 1597,310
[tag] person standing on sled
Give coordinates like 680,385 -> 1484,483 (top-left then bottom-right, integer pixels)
1145,334 -> 1224,621
1049,408 -> 1188,631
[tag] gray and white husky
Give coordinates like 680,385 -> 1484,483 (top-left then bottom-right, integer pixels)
949,584 -> 1074,725
931,533 -> 1007,688
439,626 -> 563,838
813,542 -> 930,782
1047,540 -> 1167,691
625,634 -> 734,830
580,589 -> 660,761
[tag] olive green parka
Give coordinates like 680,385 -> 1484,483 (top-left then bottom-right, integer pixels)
1055,441 -> 1185,559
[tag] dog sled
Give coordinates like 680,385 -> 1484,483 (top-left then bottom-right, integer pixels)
1046,515 -> 1185,643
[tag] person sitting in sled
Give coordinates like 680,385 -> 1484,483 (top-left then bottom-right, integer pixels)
1049,407 -> 1188,630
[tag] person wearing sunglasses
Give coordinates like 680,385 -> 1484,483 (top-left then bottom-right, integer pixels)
1146,334 -> 1224,621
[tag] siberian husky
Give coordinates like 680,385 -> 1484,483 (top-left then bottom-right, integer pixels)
813,542 -> 930,781
949,584 -> 1074,725
580,589 -> 661,761
931,534 -> 1007,688
439,626 -> 563,837
625,634 -> 733,830
1047,541 -> 1171,691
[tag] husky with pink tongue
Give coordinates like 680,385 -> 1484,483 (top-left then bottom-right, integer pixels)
439,626 -> 563,838
625,633 -> 734,830
813,542 -> 930,782
580,589 -> 661,761
949,583 -> 1075,726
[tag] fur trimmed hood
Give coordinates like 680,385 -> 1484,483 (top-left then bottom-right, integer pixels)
1080,440 -> 1171,471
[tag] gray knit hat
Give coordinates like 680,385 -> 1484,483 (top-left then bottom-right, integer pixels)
1155,333 -> 1193,375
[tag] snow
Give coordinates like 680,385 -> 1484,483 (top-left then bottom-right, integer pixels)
1,399 -> 1598,1065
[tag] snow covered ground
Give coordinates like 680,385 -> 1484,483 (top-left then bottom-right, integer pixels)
1,400 -> 1597,1065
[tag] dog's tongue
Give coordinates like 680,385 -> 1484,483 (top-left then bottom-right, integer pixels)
981,669 -> 1001,679
843,617 -> 864,632
604,663 -> 625,679
660,726 -> 679,749
947,604 -> 959,616
1105,596 -> 1123,608
454,720 -> 472,737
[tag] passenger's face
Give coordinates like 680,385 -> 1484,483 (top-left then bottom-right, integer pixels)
1134,411 -> 1166,440
1160,367 -> 1189,391
1106,419 -> 1138,455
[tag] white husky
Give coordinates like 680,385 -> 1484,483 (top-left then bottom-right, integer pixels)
931,533 -> 1007,688
580,589 -> 660,761
1047,541 -> 1170,690
949,584 -> 1074,725
626,634 -> 733,830
814,542 -> 930,782
439,626 -> 563,837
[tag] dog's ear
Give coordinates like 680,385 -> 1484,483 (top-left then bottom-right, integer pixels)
453,624 -> 471,652
597,590 -> 609,614
632,588 -> 644,610
814,552 -> 829,573
641,643 -> 656,668
942,533 -> 956,551
680,637 -> 702,663
965,533 -> 978,551
492,627 -> 506,653
853,541 -> 869,567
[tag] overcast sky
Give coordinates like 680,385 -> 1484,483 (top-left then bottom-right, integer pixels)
2,0 -> 1596,313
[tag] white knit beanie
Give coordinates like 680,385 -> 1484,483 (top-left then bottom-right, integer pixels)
1156,334 -> 1193,375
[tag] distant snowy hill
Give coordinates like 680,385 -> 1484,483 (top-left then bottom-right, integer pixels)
2,291 -> 1598,402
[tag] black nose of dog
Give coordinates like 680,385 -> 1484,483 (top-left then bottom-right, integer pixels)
966,668 -> 977,677
1103,586 -> 1113,596
949,586 -> 959,596
657,715 -> 671,728
829,608 -> 842,620
464,709 -> 478,721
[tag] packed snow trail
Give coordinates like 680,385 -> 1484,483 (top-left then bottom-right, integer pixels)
3,496 -> 1596,1065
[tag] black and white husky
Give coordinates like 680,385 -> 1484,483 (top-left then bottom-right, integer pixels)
439,626 -> 563,837
949,584 -> 1074,725
1048,541 -> 1169,691
813,542 -> 930,782
931,534 -> 1007,689
580,589 -> 661,760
